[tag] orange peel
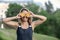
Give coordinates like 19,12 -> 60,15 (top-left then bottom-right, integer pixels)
19,12 -> 31,17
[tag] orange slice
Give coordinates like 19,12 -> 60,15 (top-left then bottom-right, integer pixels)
19,13 -> 25,17
19,12 -> 31,17
26,13 -> 30,17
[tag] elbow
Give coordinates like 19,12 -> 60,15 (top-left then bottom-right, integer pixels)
40,16 -> 47,22
3,20 -> 6,23
43,17 -> 47,22
3,19 -> 8,23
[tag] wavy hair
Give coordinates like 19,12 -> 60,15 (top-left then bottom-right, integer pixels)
18,8 -> 33,25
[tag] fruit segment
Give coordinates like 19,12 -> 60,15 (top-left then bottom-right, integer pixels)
19,13 -> 30,17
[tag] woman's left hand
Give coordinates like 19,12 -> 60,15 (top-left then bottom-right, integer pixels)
29,11 -> 35,17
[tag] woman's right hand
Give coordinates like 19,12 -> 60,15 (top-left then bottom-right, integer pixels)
16,14 -> 21,19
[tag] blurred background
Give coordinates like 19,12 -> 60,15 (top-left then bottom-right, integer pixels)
0,0 -> 60,40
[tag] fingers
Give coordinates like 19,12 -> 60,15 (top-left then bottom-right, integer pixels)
29,11 -> 34,15
16,14 -> 21,19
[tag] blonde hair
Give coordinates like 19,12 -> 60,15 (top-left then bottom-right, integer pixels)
18,8 -> 33,25
19,8 -> 29,13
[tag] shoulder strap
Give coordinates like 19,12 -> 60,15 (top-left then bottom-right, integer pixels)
18,22 -> 21,27
19,25 -> 32,27
29,25 -> 32,27
18,25 -> 21,27
18,18 -> 21,27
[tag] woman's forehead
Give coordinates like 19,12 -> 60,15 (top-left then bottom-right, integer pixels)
23,11 -> 28,12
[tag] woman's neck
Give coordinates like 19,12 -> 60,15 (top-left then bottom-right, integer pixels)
22,22 -> 28,24
21,22 -> 29,27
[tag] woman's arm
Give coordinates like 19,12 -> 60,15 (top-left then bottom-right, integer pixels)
32,14 -> 47,29
30,11 -> 47,29
3,16 -> 17,22
3,16 -> 19,27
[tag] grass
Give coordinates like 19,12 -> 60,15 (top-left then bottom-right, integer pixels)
33,33 -> 59,40
0,28 -> 59,40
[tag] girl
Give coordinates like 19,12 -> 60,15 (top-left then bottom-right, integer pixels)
3,8 -> 47,40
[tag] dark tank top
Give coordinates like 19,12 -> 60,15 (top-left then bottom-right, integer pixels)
17,25 -> 33,40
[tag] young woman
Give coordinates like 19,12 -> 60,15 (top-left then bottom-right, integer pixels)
3,8 -> 47,40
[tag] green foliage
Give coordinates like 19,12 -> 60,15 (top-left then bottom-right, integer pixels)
54,9 -> 60,38
34,10 -> 56,37
6,3 -> 22,17
26,3 -> 39,14
45,1 -> 54,13
35,9 -> 60,39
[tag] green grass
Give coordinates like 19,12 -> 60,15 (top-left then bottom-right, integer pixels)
33,33 -> 59,40
0,28 -> 59,40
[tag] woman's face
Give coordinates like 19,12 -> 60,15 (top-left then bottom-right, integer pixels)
21,17 -> 28,22
21,10 -> 29,22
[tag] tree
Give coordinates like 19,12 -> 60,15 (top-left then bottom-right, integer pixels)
6,3 -> 23,17
54,9 -> 60,38
45,1 -> 54,13
26,3 -> 40,14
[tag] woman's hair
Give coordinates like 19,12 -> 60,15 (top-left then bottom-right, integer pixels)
18,8 -> 33,25
20,8 -> 29,13
20,17 -> 33,25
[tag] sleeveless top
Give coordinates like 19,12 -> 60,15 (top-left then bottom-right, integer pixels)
17,25 -> 33,40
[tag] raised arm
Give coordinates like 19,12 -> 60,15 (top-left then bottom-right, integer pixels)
3,15 -> 20,28
32,15 -> 47,26
30,11 -> 47,29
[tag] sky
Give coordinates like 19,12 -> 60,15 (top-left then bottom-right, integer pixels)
0,0 -> 60,10
34,0 -> 60,10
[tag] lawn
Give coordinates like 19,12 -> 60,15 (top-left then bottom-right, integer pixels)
0,28 -> 59,40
